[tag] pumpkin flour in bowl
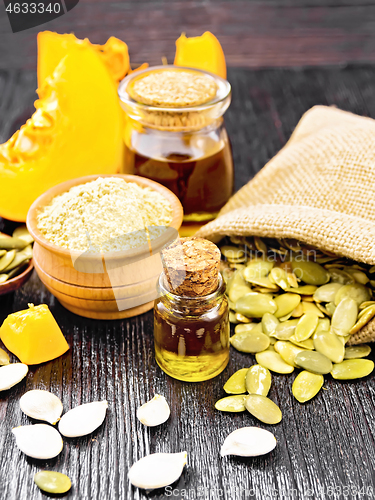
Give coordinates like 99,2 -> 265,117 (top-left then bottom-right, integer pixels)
36,177 -> 173,253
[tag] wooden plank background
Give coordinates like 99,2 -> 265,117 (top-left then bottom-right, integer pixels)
1,65 -> 375,499
2,0 -> 375,70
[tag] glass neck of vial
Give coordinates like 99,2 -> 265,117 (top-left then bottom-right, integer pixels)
157,272 -> 225,314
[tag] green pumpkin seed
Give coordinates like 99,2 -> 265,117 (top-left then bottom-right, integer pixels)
254,236 -> 267,254
359,301 -> 375,310
301,302 -> 324,318
245,365 -> 272,396
316,303 -> 330,316
331,297 -> 358,336
315,318 -> 331,333
358,304 -> 375,319
272,319 -> 299,340
334,283 -> 371,307
344,345 -> 372,359
235,323 -> 256,334
236,293 -> 277,318
329,268 -> 355,285
221,246 -> 245,260
278,312 -> 294,322
227,270 -> 251,302
325,302 -> 336,316
295,351 -> 333,374
223,368 -> 249,394
261,313 -> 279,336
292,371 -> 324,403
245,394 -> 282,424
285,285 -> 318,295
287,273 -> 299,289
313,331 -> 345,363
345,268 -> 369,285
229,311 -> 238,324
289,336 -> 314,350
234,323 -> 257,333
291,302 -> 304,317
0,348 -> 10,365
0,274 -> 8,284
255,350 -> 294,374
274,293 -> 301,319
244,260 -> 274,281
230,330 -> 270,353
12,225 -> 33,244
0,237 -> 27,250
270,267 -> 289,290
294,313 -> 319,342
235,313 -> 252,323
229,284 -> 252,303
34,471 -> 71,494
274,341 -> 306,367
0,250 -> 6,258
331,359 -> 374,380
313,283 -> 343,303
245,276 -> 279,290
291,260 -> 330,285
349,304 -> 375,334
0,250 -> 16,272
2,249 -> 31,273
215,395 -> 247,412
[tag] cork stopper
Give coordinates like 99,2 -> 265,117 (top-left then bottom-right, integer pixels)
128,69 -> 218,107
161,237 -> 221,297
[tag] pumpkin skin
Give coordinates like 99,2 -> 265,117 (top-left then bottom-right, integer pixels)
174,32 -> 227,79
0,39 -> 124,222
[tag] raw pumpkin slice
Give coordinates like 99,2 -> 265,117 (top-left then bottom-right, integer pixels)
0,41 -> 123,222
37,31 -> 130,86
0,304 -> 69,365
174,32 -> 227,79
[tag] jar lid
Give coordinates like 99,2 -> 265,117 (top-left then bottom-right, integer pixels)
118,65 -> 231,131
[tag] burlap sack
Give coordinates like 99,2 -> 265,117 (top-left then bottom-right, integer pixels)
197,105 -> 375,345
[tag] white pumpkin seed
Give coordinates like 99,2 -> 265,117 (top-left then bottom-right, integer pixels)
220,427 -> 277,457
128,452 -> 187,489
137,395 -> 170,427
0,363 -> 28,391
58,401 -> 108,437
20,390 -> 63,425
12,424 -> 63,459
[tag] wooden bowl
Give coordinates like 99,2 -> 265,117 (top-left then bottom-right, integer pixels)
0,259 -> 34,296
27,174 -> 183,319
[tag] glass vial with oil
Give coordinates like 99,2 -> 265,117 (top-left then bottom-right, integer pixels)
154,237 -> 229,382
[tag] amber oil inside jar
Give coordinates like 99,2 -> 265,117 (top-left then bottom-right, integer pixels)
118,66 -> 234,228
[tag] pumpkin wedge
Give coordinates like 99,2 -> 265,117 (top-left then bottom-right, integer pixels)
0,40 -> 123,222
37,32 -> 129,86
0,304 -> 69,365
174,32 -> 227,79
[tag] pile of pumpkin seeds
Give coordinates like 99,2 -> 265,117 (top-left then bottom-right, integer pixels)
0,226 -> 33,283
217,236 -> 375,416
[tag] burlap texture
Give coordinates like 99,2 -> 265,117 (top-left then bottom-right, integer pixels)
197,106 -> 375,344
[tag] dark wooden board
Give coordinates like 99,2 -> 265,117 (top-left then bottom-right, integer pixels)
3,0 -> 375,70
1,65 -> 375,499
